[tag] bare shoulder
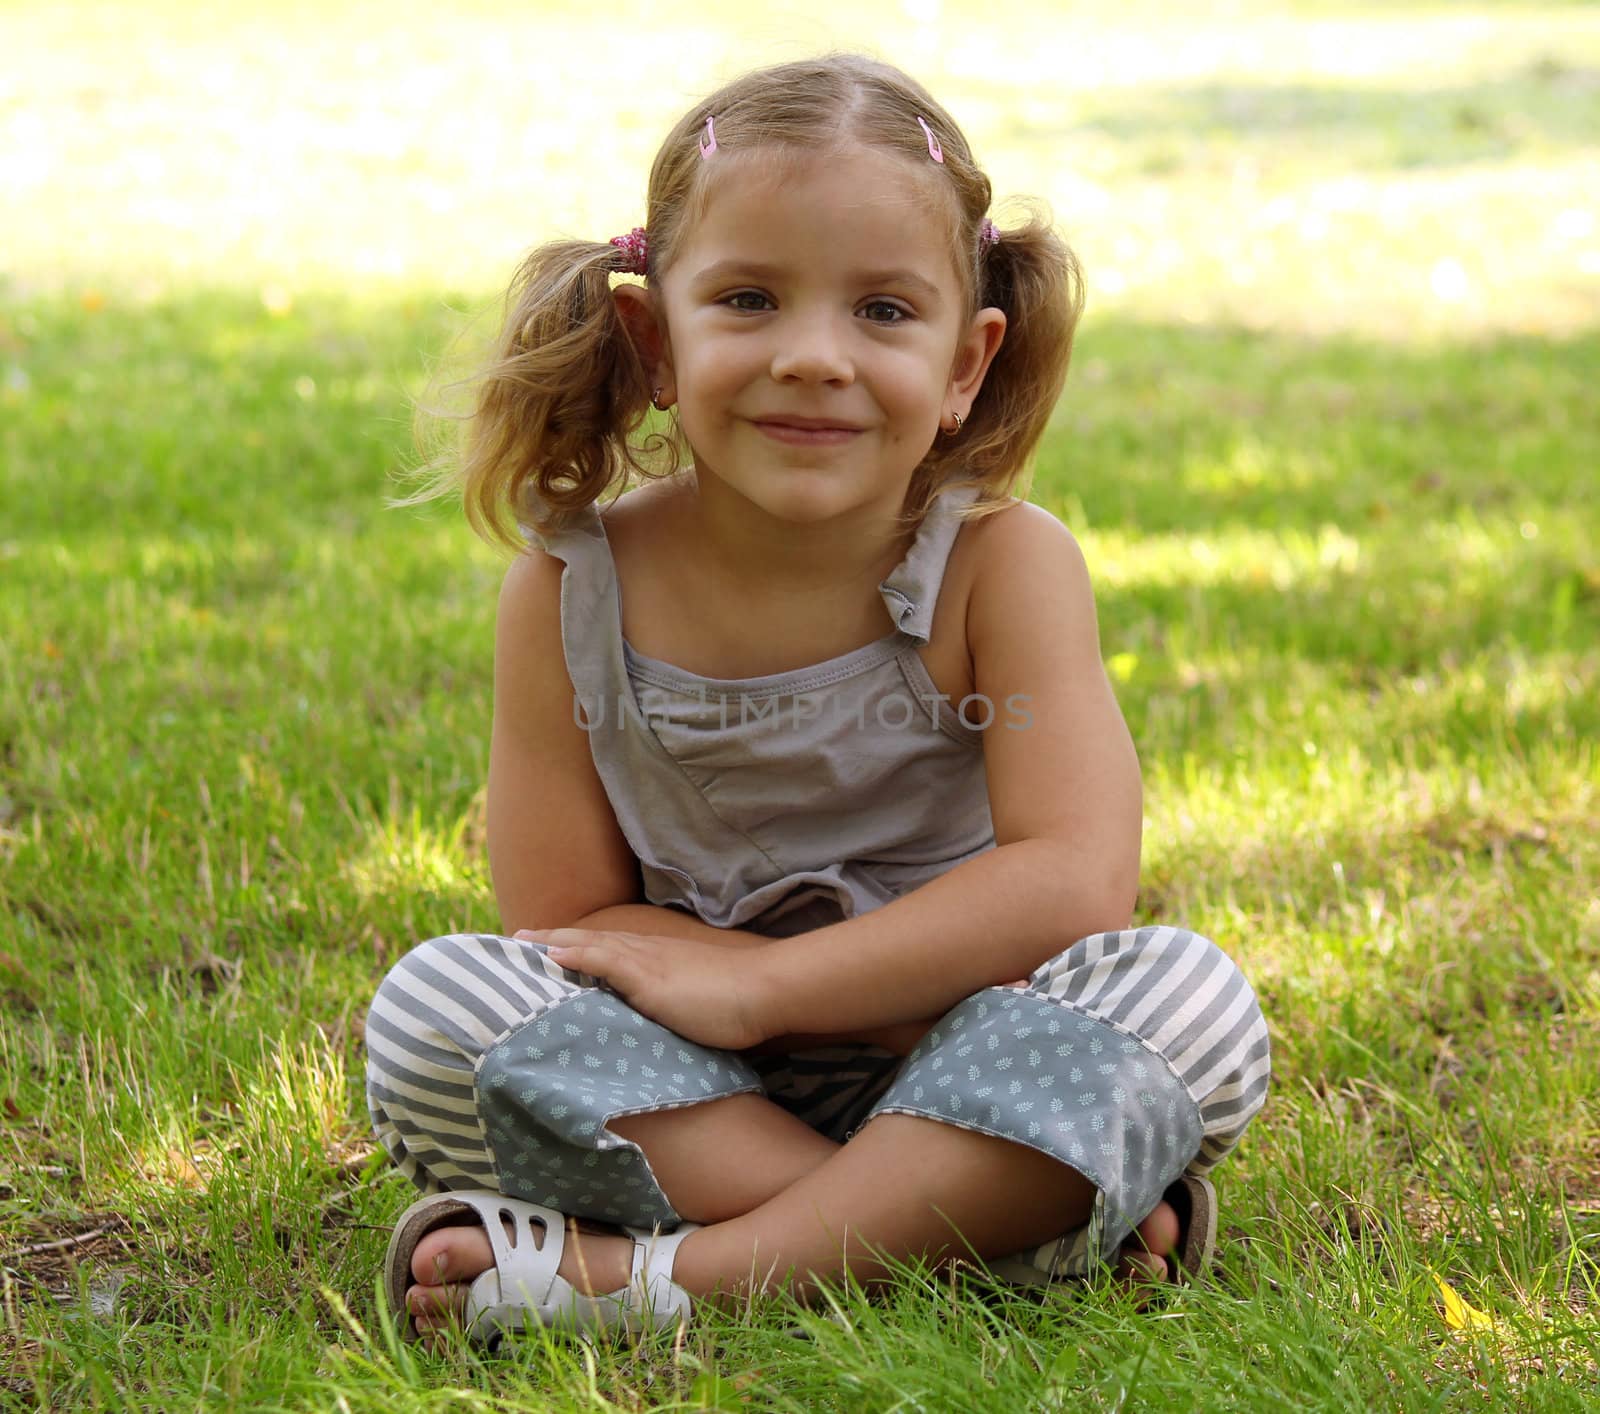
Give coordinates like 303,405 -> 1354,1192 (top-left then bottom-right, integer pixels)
918,500 -> 1090,703
500,473 -> 691,632
498,540 -> 566,619
958,499 -> 1095,630
494,540 -> 575,699
962,497 -> 1084,556
492,545 -> 573,759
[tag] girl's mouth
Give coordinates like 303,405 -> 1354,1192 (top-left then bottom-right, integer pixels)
752,420 -> 863,446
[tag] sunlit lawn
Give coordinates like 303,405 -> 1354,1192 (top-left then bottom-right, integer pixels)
3,2 -> 1598,1409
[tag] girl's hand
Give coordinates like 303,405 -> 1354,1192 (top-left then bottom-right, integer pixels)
516,927 -> 779,1052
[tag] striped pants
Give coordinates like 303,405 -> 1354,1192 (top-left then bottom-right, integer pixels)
365,926 -> 1269,1279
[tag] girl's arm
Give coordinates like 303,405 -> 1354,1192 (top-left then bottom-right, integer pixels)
543,502 -> 1140,1049
487,549 -> 655,931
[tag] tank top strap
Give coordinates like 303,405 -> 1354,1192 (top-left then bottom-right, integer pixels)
520,498 -> 627,709
518,489 -> 603,560
876,482 -> 980,646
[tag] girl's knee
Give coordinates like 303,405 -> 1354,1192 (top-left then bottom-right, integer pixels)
374,931 -> 585,1005
372,932 -> 456,1009
369,932 -> 593,1055
1030,927 -> 1265,1035
1030,923 -> 1230,983
1023,925 -> 1270,1144
366,931 -> 595,1121
365,934 -> 635,1202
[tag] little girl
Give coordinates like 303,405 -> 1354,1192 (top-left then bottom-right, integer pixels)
367,54 -> 1270,1343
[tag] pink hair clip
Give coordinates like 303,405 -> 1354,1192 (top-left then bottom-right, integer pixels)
608,226 -> 648,275
980,218 -> 1000,247
699,115 -> 718,160
916,116 -> 943,163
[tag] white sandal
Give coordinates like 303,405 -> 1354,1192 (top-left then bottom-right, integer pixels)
383,1190 -> 698,1344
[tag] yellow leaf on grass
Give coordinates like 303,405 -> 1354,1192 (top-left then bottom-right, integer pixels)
1429,1269 -> 1501,1333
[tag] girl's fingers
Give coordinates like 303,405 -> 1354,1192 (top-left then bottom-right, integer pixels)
547,942 -> 621,989
546,935 -> 621,966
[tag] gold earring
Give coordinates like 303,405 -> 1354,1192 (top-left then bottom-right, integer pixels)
651,387 -> 665,411
943,410 -> 964,436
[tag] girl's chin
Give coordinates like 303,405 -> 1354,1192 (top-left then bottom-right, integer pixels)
737,479 -> 900,525
689,458 -> 917,524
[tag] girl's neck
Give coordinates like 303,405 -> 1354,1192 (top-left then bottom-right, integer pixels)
677,470 -> 915,603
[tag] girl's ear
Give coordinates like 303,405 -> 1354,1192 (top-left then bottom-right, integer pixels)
613,284 -> 676,406
946,306 -> 1007,422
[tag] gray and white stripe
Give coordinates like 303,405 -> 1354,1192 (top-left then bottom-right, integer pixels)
365,933 -> 581,1193
367,932 -> 910,1192
1030,926 -> 1271,1174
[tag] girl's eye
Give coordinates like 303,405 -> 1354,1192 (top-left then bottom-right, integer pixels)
724,291 -> 773,312
860,300 -> 910,324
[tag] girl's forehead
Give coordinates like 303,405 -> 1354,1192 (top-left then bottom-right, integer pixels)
699,144 -> 933,195
673,147 -> 962,276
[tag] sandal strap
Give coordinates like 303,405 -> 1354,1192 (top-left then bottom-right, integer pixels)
1166,1174 -> 1217,1282
483,1194 -> 569,1303
622,1222 -> 699,1328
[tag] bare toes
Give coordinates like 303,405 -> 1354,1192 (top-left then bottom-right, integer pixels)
411,1223 -> 497,1287
1114,1249 -> 1170,1284
407,1280 -> 472,1319
1109,1197 -> 1183,1291
1134,1199 -> 1181,1259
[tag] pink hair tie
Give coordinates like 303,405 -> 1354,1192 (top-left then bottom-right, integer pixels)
980,218 -> 1000,247
916,116 -> 943,163
608,226 -> 648,275
699,115 -> 718,159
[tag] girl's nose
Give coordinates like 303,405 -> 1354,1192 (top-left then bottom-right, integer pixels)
769,313 -> 854,386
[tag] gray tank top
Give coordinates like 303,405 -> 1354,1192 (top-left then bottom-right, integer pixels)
529,481 -> 996,939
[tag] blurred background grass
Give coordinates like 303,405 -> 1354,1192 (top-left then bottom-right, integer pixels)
7,0 -> 1599,334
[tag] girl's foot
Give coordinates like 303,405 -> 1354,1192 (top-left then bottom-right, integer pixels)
404,1197 -> 1183,1333
1112,1198 -> 1181,1282
407,1212 -> 635,1337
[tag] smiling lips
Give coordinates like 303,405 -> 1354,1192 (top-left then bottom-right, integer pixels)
751,415 -> 864,446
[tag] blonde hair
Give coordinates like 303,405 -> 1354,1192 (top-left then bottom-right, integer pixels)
434,53 -> 1084,547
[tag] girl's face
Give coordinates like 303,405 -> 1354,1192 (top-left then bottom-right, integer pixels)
648,147 -> 1004,528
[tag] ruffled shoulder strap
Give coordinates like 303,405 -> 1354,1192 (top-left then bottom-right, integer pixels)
517,486 -> 605,556
876,483 -> 981,645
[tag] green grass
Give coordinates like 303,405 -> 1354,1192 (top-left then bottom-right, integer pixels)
4,1 -> 1600,1409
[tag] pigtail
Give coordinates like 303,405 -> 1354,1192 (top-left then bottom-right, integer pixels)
913,204 -> 1085,519
469,239 -> 670,547
403,240 -> 669,550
